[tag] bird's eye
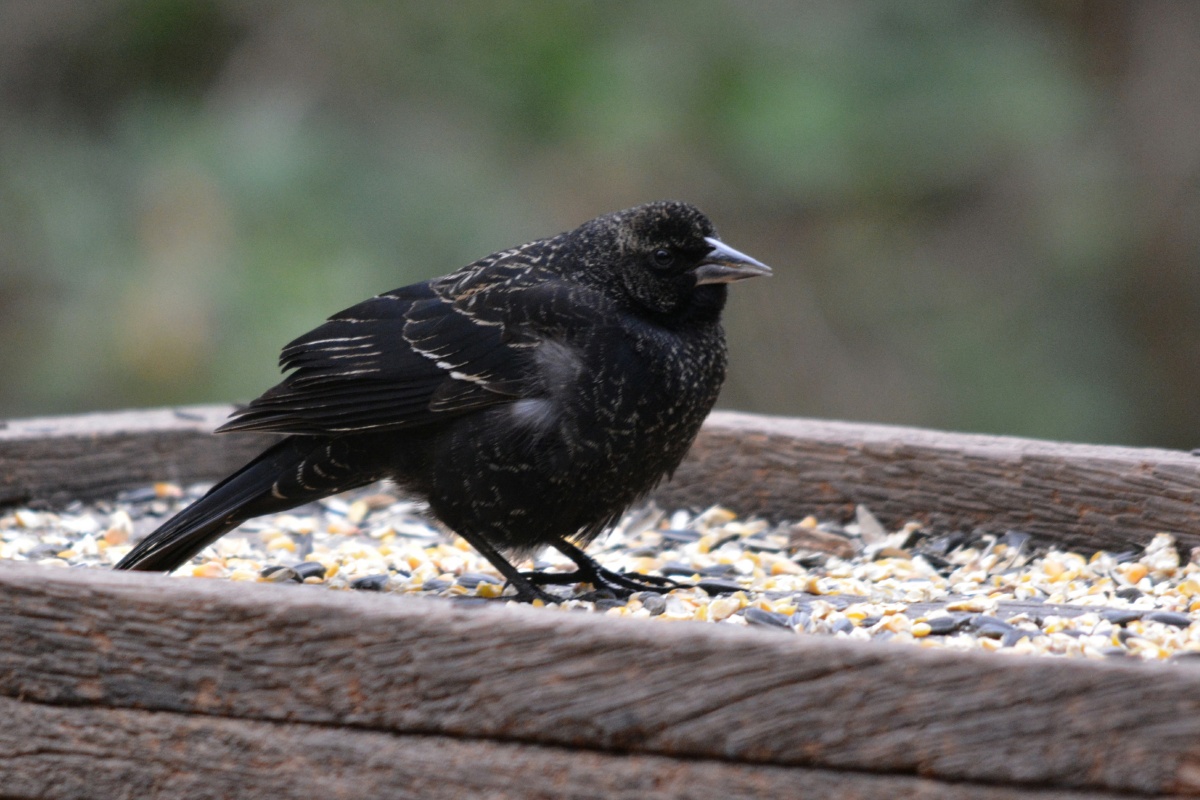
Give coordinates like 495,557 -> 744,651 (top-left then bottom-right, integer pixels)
652,248 -> 675,269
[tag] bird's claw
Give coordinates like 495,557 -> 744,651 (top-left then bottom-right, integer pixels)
596,568 -> 691,596
511,584 -> 564,604
521,566 -> 688,598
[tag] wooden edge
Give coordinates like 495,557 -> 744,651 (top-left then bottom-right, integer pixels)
2,563 -> 1198,796
0,695 -> 1138,800
0,405 -> 278,507
5,405 -> 1200,555
660,411 -> 1200,553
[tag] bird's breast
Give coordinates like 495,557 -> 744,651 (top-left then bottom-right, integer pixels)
533,322 -> 726,454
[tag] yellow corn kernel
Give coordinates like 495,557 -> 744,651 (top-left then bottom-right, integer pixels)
477,582 -> 505,599
347,500 -> 370,524
103,527 -> 130,546
1121,563 -> 1149,584
770,559 -> 802,576
708,596 -> 741,622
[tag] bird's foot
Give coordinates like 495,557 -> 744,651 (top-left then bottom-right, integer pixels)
510,582 -> 564,604
590,565 -> 691,596
545,538 -> 691,597
522,564 -> 689,597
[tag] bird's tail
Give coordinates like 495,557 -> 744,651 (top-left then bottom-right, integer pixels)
115,436 -> 375,572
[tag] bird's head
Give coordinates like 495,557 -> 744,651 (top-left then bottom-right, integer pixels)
571,201 -> 772,320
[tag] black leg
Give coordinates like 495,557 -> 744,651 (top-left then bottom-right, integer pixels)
454,530 -> 560,604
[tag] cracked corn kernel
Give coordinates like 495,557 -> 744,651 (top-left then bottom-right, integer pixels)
1177,580 -> 1200,597
153,482 -> 183,498
770,558 -> 802,576
476,582 -> 505,599
1121,563 -> 1149,584
266,536 -> 296,552
708,596 -> 741,622
103,527 -> 129,546
347,500 -> 370,524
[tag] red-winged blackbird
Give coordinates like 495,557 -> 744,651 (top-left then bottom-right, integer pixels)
115,201 -> 771,601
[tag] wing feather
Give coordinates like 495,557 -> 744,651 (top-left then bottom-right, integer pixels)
217,244 -> 589,436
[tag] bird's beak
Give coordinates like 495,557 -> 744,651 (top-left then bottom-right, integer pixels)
692,237 -> 773,285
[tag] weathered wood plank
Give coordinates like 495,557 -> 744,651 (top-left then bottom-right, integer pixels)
5,406 -> 1200,555
1,563 -> 1197,797
0,695 -> 1141,800
660,412 -> 1200,553
0,406 -> 276,507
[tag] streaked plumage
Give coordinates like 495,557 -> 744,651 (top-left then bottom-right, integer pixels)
116,201 -> 771,601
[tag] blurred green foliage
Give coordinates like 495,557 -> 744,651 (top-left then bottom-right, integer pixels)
2,1 -> 1198,447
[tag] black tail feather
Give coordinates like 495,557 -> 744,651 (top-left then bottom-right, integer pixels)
115,436 -> 367,572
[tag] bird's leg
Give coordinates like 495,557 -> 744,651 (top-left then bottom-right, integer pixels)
453,530 -> 561,604
528,539 -> 689,596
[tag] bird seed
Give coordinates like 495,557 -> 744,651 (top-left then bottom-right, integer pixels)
4,483 -> 1200,662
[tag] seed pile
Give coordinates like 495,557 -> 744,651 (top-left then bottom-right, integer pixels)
4,481 -> 1200,662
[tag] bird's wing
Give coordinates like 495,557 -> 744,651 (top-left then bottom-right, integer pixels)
218,247 -> 588,436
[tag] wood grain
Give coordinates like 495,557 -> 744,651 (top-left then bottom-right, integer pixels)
1,563 -> 1198,797
0,695 -> 1141,800
660,411 -> 1200,554
0,406 -> 276,507
5,406 -> 1200,556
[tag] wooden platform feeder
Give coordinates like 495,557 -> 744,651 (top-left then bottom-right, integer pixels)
2,406 -> 1200,799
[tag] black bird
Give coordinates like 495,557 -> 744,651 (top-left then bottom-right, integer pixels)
115,201 -> 771,601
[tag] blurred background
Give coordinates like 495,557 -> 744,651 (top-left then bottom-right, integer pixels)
1,0 -> 1198,448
